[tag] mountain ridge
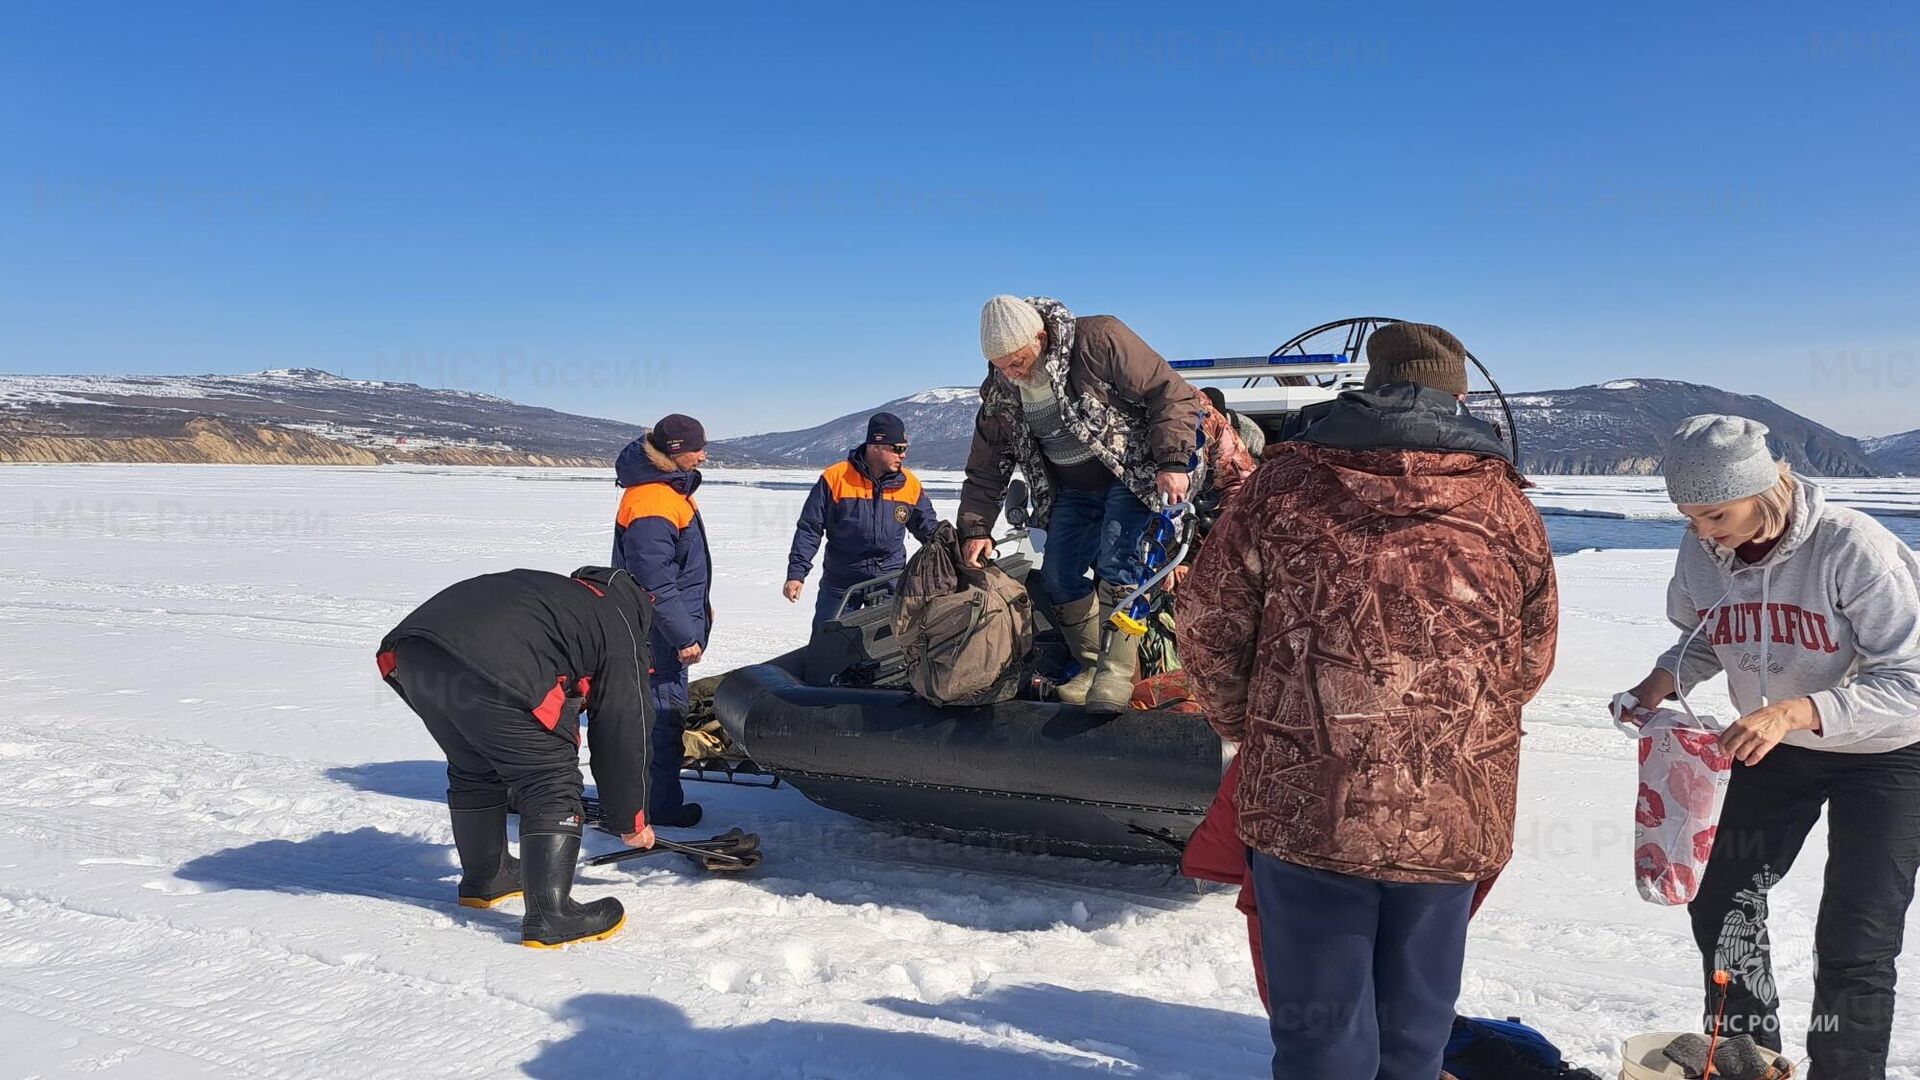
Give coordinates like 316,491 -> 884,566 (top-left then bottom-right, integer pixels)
0,368 -> 1894,476
0,368 -> 779,468
1865,429 -> 1920,476
719,376 -> 1882,478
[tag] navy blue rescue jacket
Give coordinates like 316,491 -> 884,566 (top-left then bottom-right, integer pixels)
612,437 -> 713,668
786,445 -> 938,588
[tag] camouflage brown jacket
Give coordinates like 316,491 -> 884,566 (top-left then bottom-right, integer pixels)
1179,389 -> 1558,883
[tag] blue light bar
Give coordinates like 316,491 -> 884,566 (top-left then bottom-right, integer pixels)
1168,352 -> 1354,370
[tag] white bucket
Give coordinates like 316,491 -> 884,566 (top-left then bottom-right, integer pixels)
1618,1033 -> 1693,1079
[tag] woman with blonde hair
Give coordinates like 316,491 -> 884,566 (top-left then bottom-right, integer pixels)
1616,414 -> 1920,1077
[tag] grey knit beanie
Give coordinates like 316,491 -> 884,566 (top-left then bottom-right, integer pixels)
979,295 -> 1045,361
1663,414 -> 1779,505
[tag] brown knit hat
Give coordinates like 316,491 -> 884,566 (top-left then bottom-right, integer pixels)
1363,322 -> 1470,398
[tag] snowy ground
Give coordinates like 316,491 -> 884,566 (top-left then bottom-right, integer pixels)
1,465 -> 1917,1079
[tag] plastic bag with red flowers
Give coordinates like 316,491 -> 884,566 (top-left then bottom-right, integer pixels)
1613,693 -> 1733,905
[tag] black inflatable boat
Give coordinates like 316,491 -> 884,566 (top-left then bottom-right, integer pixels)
711,315 -> 1526,865
711,524 -> 1226,864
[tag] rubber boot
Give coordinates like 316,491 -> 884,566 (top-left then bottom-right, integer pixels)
1084,583 -> 1144,714
519,823 -> 626,948
1052,590 -> 1103,705
655,802 -> 703,829
449,801 -> 521,909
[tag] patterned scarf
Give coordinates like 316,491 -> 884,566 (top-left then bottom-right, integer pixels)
978,296 -> 1205,528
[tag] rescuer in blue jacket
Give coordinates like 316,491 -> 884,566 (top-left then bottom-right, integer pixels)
612,413 -> 712,829
783,412 -> 940,626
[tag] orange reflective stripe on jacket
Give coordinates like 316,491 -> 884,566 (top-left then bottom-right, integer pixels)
823,460 -> 922,505
616,482 -> 697,530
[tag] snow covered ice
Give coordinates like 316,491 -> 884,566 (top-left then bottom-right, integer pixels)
2,465 -> 1918,1078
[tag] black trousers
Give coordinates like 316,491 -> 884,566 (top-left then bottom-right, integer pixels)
387,638 -> 585,829
1688,740 -> 1920,1078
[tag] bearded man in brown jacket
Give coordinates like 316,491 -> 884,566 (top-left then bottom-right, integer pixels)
1179,322 -> 1558,1080
959,295 -> 1202,712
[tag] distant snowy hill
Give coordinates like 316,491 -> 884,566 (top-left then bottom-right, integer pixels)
718,376 -> 1883,476
0,368 -> 1889,476
1485,377 -> 1877,477
0,369 -> 780,467
1865,430 -> 1920,476
717,386 -> 982,469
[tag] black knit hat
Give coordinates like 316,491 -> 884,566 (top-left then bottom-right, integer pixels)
865,412 -> 907,446
647,413 -> 706,454
1200,386 -> 1228,414
1363,323 -> 1470,398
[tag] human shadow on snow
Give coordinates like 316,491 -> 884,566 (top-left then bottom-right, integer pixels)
683,830 -> 1205,934
172,827 -> 520,942
328,759 -> 1207,933
523,987 -> 1266,1079
871,983 -> 1271,1075
325,759 -> 448,803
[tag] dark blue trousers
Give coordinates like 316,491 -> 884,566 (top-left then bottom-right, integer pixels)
647,669 -> 688,820
1037,478 -> 1152,607
814,582 -> 847,627
1248,850 -> 1475,1080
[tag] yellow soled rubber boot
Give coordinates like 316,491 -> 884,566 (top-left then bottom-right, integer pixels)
450,801 -> 521,909
518,825 -> 626,948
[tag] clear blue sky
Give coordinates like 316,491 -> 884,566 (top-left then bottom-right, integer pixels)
4,1 -> 1917,437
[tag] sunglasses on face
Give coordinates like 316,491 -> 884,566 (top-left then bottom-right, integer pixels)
885,443 -> 909,454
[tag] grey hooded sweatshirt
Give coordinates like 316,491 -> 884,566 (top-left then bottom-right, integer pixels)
1658,479 -> 1920,753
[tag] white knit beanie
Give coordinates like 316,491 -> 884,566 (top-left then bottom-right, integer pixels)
1663,414 -> 1780,505
979,295 -> 1044,361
